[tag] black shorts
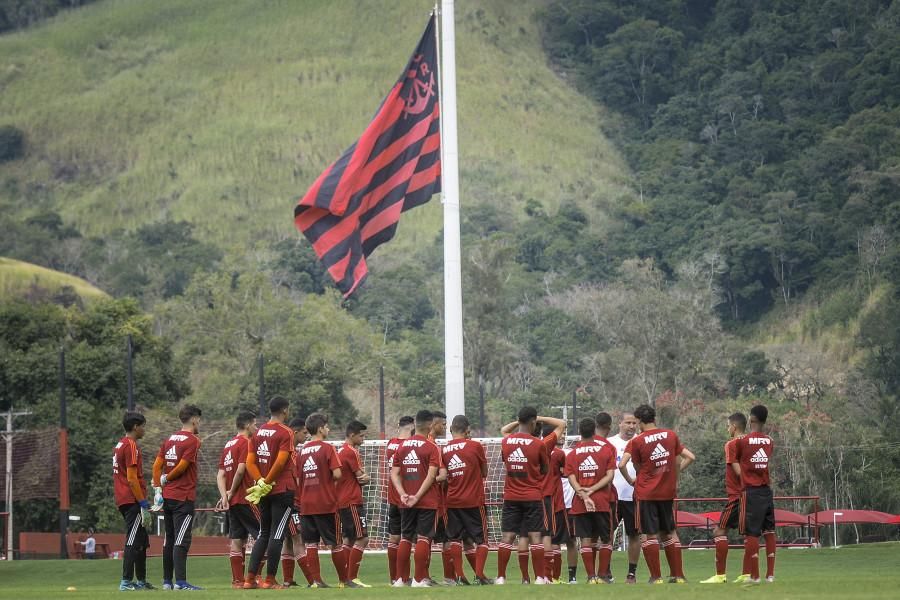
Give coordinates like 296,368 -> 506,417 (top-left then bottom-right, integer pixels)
447,507 -> 488,545
617,500 -> 638,536
400,507 -> 438,541
740,486 -> 775,537
573,511 -> 612,542
501,500 -> 544,535
301,513 -> 340,547
162,498 -> 195,549
288,507 -> 301,538
340,505 -> 369,540
388,503 -> 402,536
433,511 -> 449,543
229,503 -> 261,540
119,503 -> 150,550
567,512 -> 576,539
549,508 -> 571,545
719,498 -> 740,531
635,499 -> 676,535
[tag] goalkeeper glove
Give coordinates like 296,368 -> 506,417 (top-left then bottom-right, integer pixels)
160,474 -> 168,486
150,486 -> 164,511
245,478 -> 273,505
141,507 -> 152,530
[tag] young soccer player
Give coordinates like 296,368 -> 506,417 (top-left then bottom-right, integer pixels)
297,412 -> 354,588
386,416 -> 415,584
390,409 -> 445,587
338,420 -> 372,587
734,405 -> 776,584
443,415 -> 491,585
241,397 -> 295,589
619,404 -> 695,584
565,417 -> 617,584
215,410 -> 259,588
113,411 -> 154,591
608,411 -> 641,583
153,404 -> 203,590
700,412 -> 747,584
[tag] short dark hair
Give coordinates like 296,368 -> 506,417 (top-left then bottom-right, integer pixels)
268,396 -> 289,415
398,415 -> 415,428
306,413 -> 328,435
595,412 -> 612,429
728,412 -> 747,431
415,409 -> 433,428
579,417 -> 596,439
750,404 -> 768,424
236,411 -> 256,430
634,404 -> 655,424
541,422 -> 556,438
518,406 -> 538,424
346,420 -> 367,436
289,417 -> 306,430
178,404 -> 202,423
123,411 -> 146,432
450,415 -> 470,434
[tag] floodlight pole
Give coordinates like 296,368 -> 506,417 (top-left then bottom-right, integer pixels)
833,512 -> 842,548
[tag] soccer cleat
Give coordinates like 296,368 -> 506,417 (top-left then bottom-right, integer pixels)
743,578 -> 761,585
351,578 -> 372,588
162,581 -> 173,591
700,574 -> 727,584
391,579 -> 406,588
231,582 -> 245,589
243,580 -> 258,590
260,581 -> 285,590
441,578 -> 457,586
411,579 -> 434,587
475,576 -> 494,585
766,576 -> 775,583
534,576 -> 549,585
626,574 -> 637,585
341,580 -> 363,589
134,581 -> 156,590
120,580 -> 137,591
568,577 -> 578,584
668,576 -> 688,584
649,577 -> 665,584
283,580 -> 299,587
494,576 -> 506,585
599,576 -> 614,585
308,580 -> 330,588
521,578 -> 531,585
173,581 -> 204,590
456,576 -> 471,586
733,574 -> 751,583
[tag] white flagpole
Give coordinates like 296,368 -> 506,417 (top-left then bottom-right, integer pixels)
439,0 -> 465,423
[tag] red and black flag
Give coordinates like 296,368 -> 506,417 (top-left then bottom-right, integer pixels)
294,16 -> 441,297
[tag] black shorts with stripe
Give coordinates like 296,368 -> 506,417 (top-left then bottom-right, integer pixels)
541,497 -> 570,544
400,507 -> 438,541
388,503 -> 402,536
433,511 -> 449,543
119,503 -> 149,550
740,485 -> 775,537
301,513 -> 340,547
340,504 -> 369,540
718,498 -> 740,531
501,499 -> 544,535
635,499 -> 676,535
573,511 -> 612,542
162,498 -> 195,549
287,507 -> 301,538
228,503 -> 261,540
617,500 -> 638,536
447,506 -> 488,545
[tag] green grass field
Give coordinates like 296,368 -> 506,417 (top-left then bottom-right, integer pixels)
1,543 -> 897,598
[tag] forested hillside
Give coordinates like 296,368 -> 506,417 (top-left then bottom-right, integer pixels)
1,0 -> 898,535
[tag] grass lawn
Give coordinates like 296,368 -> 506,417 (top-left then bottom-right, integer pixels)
1,542 -> 897,598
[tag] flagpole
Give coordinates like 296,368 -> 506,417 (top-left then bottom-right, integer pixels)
439,0 -> 465,425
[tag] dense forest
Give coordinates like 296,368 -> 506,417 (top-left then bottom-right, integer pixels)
1,0 -> 898,538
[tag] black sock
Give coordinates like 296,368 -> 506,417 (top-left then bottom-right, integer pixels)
628,562 -> 637,576
568,566 -> 577,579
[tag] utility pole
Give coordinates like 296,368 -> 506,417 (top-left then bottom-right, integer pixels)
2,406 -> 32,561
551,404 -> 570,434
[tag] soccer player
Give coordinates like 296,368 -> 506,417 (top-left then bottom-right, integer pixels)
215,410 -> 259,588
734,405 -> 776,584
113,411 -> 154,591
700,412 -> 746,584
560,446 -> 579,584
386,415 -> 415,585
337,420 -> 372,587
565,417 -> 617,584
297,412 -> 353,588
390,409 -> 445,587
443,414 -> 491,585
241,397 -> 295,589
608,411 -> 641,583
541,421 -> 570,583
495,406 -> 551,585
282,416 -> 316,587
593,412 -> 617,582
427,411 -> 458,585
152,404 -> 202,591
619,404 -> 695,584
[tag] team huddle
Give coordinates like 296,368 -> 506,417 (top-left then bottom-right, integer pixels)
110,398 -> 777,590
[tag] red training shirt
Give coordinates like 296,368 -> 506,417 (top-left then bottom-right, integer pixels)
292,442 -> 304,509
724,436 -> 743,499
253,422 -> 296,495
298,440 -> 342,515
501,432 -> 549,502
392,434 -> 442,510
625,428 -> 684,501
336,442 -> 364,508
735,433 -> 773,488
113,436 -> 144,507
564,439 -> 616,514
219,434 -> 252,505
442,438 -> 487,509
385,437 -> 404,507
546,446 -> 566,513
158,430 -> 201,502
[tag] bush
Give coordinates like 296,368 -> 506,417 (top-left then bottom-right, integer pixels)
0,125 -> 25,162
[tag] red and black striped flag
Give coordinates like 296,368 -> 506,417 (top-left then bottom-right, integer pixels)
294,16 -> 441,297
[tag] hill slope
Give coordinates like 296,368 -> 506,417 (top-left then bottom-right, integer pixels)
0,0 -> 632,256
0,257 -> 108,302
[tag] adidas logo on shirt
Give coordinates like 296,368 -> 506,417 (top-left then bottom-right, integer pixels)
447,454 -> 466,471
403,450 -> 421,465
303,456 -> 317,472
507,448 -> 528,463
750,448 -> 768,464
165,446 -> 178,461
649,443 -> 669,462
223,451 -> 233,466
257,441 -> 271,457
579,455 -> 599,472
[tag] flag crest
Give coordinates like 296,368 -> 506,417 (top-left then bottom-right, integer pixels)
294,16 -> 441,297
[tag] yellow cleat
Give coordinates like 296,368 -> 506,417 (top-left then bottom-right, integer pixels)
733,574 -> 752,583
700,574 -> 727,584
350,579 -> 372,588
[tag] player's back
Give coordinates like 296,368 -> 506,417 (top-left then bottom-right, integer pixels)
501,432 -> 548,501
253,422 -> 295,494
626,428 -> 683,501
736,433 -> 773,488
113,437 -> 144,506
443,438 -> 486,508
298,439 -> 341,515
393,434 -> 441,509
220,435 -> 251,505
158,430 -> 200,501
336,443 -> 363,508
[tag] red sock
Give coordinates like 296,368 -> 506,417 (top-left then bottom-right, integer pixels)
297,554 -> 315,585
497,543 -> 512,578
305,545 -> 321,582
387,543 -> 398,582
714,536 -> 729,575
598,544 -> 612,578
530,544 -> 545,579
397,540 -> 412,583
763,532 -> 776,578
545,551 -> 555,581
580,547 -> 596,578
348,545 -> 364,580
552,550 -> 562,580
662,538 -> 684,578
281,553 -> 295,583
414,537 -> 432,582
475,544 -> 489,579
229,551 -> 244,583
465,548 -> 477,572
518,550 -> 530,580
331,546 -> 348,582
449,542 -> 465,578
442,548 -> 455,579
642,539 -> 661,580
744,536 -> 760,579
